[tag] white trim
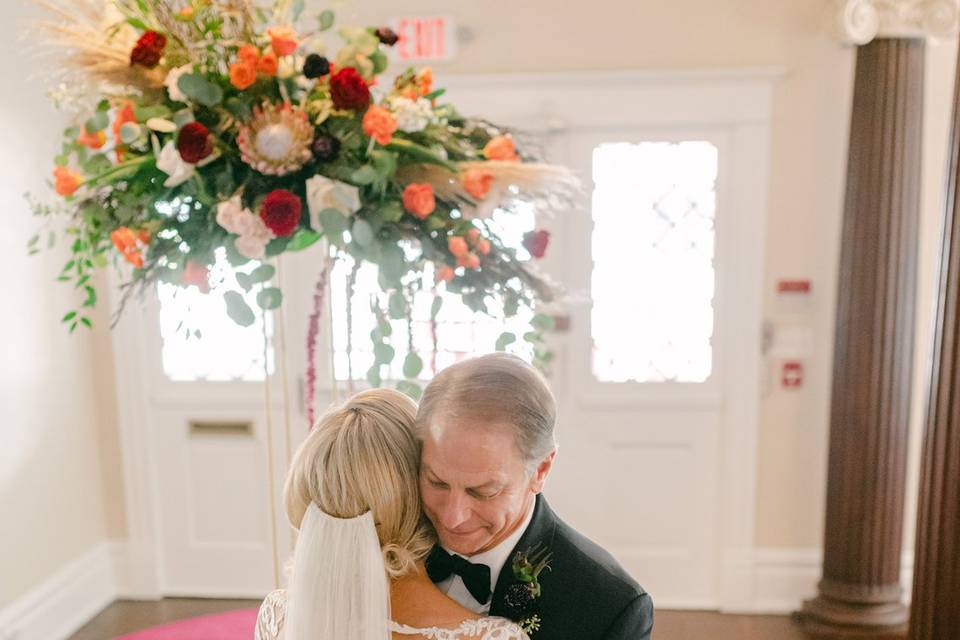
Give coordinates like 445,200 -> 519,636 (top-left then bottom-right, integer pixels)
108,271 -> 164,599
0,543 -> 117,640
741,548 -> 915,614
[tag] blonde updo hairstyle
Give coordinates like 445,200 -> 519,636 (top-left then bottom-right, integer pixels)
284,388 -> 435,578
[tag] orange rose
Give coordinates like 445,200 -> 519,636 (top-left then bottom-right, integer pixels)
112,100 -> 137,161
257,50 -> 278,76
229,61 -> 257,90
476,239 -> 491,255
238,44 -> 260,66
462,169 -> 494,200
77,126 -> 106,149
267,26 -> 298,57
483,135 -> 519,162
447,236 -> 469,258
53,166 -> 82,196
457,252 -> 480,270
110,227 -> 150,268
362,105 -> 397,146
416,67 -> 433,96
436,264 -> 455,283
402,183 -> 435,219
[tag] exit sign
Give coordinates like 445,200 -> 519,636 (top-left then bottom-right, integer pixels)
390,16 -> 456,62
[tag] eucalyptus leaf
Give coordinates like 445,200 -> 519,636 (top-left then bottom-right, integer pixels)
379,243 -> 406,286
178,73 -> 224,107
317,208 -> 349,243
373,341 -> 395,365
233,274 -> 253,298
352,218 -> 374,247
318,9 -> 335,31
380,201 -> 404,223
351,165 -> 379,185
388,291 -> 407,319
85,111 -> 109,133
366,365 -> 382,388
250,263 -> 276,284
403,352 -> 423,379
396,380 -> 423,400
256,287 -> 283,310
224,291 -> 255,326
119,122 -> 142,144
371,49 -> 388,75
430,296 -> 443,319
291,0 -> 306,22
265,235 -> 292,256
531,313 -> 556,331
496,331 -> 517,351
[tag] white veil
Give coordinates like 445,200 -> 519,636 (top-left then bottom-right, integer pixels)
284,503 -> 391,640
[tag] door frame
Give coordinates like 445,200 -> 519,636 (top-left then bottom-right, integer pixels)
109,68 -> 780,609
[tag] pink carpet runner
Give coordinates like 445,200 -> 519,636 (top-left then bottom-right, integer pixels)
115,608 -> 258,640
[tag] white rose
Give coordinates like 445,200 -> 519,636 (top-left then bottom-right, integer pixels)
306,174 -> 362,231
164,64 -> 193,103
156,141 -> 195,187
216,195 -> 252,235
391,97 -> 433,133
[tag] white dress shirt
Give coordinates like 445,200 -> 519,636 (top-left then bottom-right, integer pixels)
436,503 -> 537,614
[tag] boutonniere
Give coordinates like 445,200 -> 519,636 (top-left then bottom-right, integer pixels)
505,544 -> 552,635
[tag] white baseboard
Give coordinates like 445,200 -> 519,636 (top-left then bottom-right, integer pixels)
0,543 -> 116,640
744,548 -> 914,614
0,540 -> 155,640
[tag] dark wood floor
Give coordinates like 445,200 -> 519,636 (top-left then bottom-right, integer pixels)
69,598 -> 816,639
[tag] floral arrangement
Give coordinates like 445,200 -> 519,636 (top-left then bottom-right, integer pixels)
27,0 -> 575,398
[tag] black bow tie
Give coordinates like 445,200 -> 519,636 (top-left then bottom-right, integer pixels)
426,545 -> 492,604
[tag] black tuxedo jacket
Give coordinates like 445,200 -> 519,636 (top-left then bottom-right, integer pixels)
488,495 -> 653,639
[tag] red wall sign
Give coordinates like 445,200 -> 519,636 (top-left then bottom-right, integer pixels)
392,17 -> 456,62
782,361 -> 804,389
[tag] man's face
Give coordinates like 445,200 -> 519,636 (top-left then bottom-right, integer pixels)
420,417 -> 553,556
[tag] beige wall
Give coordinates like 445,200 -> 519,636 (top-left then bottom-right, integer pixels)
337,0 -> 957,549
0,2 -> 125,606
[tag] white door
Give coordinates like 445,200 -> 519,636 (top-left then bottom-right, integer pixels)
545,130 -> 728,609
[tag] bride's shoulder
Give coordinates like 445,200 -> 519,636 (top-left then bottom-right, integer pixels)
254,589 -> 288,640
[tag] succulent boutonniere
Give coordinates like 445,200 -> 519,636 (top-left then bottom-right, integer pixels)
505,544 -> 552,635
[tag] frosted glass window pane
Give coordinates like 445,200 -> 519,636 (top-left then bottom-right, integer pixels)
158,248 -> 274,382
331,205 -> 536,382
591,141 -> 718,383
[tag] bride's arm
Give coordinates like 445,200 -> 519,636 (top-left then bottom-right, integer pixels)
254,590 -> 288,640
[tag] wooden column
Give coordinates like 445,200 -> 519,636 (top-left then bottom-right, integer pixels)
795,37 -> 924,637
907,39 -> 960,640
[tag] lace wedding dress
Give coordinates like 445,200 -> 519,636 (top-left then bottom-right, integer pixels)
255,590 -> 529,640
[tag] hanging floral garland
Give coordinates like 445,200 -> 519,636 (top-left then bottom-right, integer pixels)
26,0 -> 576,397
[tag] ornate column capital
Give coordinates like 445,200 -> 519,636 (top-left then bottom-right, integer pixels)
837,0 -> 960,44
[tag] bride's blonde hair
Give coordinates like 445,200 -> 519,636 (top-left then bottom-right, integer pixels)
284,388 -> 436,578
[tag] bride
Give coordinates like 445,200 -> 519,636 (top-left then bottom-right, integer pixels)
255,388 -> 528,640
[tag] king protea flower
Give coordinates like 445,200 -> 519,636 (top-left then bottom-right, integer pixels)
237,102 -> 314,175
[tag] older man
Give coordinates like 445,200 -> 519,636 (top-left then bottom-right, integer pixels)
417,353 -> 654,639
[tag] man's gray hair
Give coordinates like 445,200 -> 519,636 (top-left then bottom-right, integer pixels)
416,353 -> 557,467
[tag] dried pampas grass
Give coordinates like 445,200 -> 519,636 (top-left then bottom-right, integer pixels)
398,160 -> 583,219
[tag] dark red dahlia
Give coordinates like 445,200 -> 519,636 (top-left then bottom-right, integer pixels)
523,229 -> 551,259
130,31 -> 167,68
260,189 -> 302,237
176,122 -> 214,164
375,27 -> 399,46
329,67 -> 371,111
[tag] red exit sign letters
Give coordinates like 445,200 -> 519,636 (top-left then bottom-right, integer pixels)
391,16 -> 456,62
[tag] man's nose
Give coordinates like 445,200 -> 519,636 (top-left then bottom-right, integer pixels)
439,491 -> 471,530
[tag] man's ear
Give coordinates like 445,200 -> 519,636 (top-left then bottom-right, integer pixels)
530,448 -> 557,494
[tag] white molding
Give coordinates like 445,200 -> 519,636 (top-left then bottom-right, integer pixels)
108,271 -> 164,599
836,0 -> 960,44
741,548 -> 915,614
0,543 -> 116,640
